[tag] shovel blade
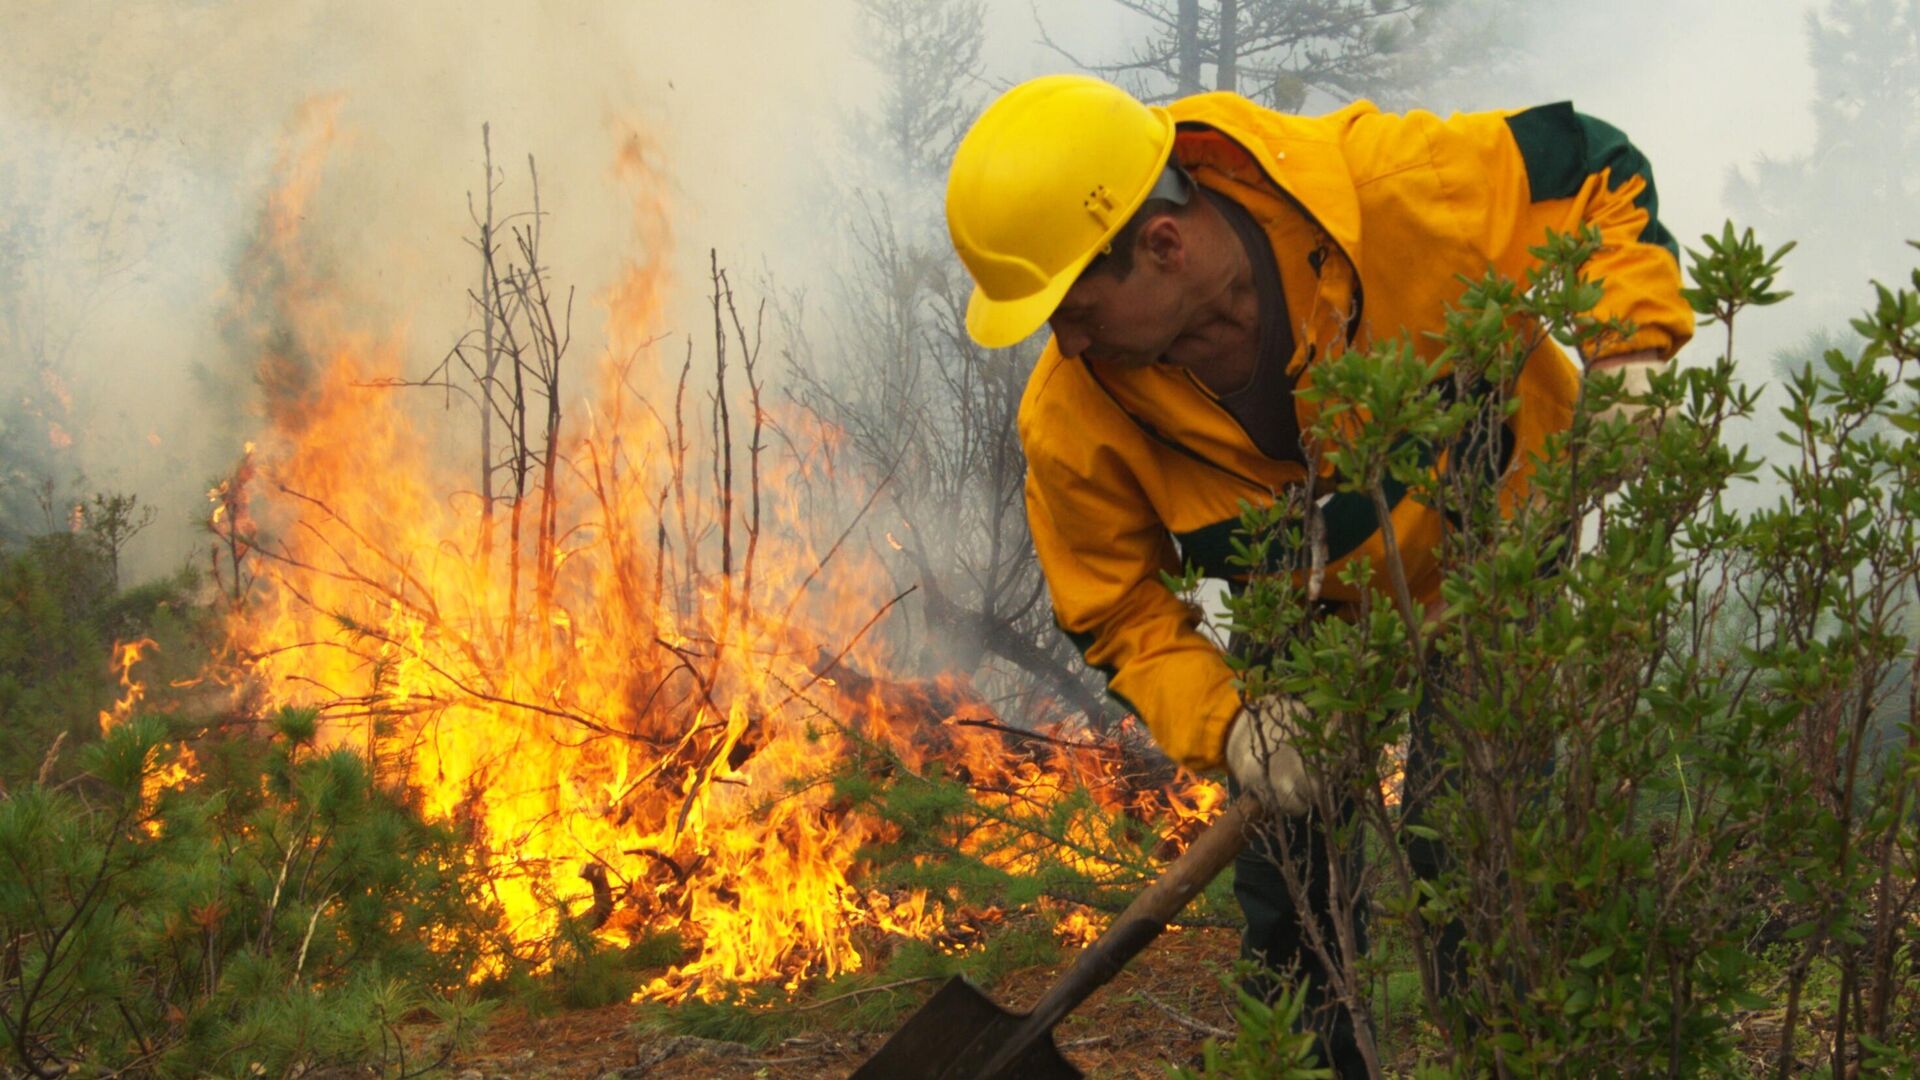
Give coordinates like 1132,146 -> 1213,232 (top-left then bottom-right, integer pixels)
848,975 -> 1081,1080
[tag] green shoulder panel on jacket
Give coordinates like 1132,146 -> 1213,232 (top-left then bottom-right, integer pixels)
1504,102 -> 1677,259
1171,479 -> 1407,584
1168,405 -> 1514,586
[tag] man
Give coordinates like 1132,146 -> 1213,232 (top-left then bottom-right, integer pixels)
943,75 -> 1691,1074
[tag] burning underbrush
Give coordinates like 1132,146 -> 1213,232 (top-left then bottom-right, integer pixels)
134,110 -> 1226,1006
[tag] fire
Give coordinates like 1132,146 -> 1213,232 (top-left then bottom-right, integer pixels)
1053,906 -> 1101,949
191,105 -> 1218,1002
1380,736 -> 1406,808
100,638 -> 200,830
99,637 -> 158,734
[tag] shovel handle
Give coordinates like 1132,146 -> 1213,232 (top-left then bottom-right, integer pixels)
992,790 -> 1269,1066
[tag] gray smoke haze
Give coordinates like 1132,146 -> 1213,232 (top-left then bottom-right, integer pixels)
2,1 -> 867,579
1004,2 -> 1820,258
999,0 -> 1843,350
2,0 -> 1903,582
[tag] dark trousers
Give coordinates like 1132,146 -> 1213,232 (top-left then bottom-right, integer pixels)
1230,708 -> 1465,1079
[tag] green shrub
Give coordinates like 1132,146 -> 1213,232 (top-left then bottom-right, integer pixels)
1171,971 -> 1335,1080
0,532 -> 208,789
841,748 -> 1238,929
0,712 -> 501,1077
1183,225 -> 1920,1074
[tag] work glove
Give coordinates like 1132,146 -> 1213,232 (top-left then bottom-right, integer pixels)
1224,695 -> 1318,816
1587,350 -> 1669,430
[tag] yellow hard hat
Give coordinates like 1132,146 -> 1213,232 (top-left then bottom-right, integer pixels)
946,75 -> 1176,348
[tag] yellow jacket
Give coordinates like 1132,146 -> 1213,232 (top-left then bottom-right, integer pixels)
1017,94 -> 1693,771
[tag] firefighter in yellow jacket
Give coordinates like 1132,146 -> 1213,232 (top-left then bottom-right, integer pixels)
944,75 -> 1691,1073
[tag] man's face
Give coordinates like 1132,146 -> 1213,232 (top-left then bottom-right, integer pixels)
1046,231 -> 1186,370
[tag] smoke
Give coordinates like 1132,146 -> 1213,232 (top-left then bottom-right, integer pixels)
983,0 -> 1882,464
2,0 -> 1899,580
1461,1 -> 1824,338
986,0 -> 1831,349
1,0 -> 864,578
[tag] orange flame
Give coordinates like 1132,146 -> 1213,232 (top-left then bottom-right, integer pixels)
201,105 -> 1218,1000
99,638 -> 159,735
1052,906 -> 1101,949
99,638 -> 200,829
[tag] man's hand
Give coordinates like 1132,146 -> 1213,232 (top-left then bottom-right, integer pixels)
1225,696 -> 1317,816
1587,349 -> 1668,429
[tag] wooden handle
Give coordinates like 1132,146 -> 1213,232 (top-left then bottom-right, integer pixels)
979,791 -> 1269,1075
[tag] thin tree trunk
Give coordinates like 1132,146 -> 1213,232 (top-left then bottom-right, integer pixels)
1176,0 -> 1202,94
478,123 -> 498,558
506,309 -> 529,658
1216,0 -> 1240,93
737,295 -> 764,641
536,377 -> 559,648
1865,689 -> 1918,1038
671,345 -> 697,623
710,252 -> 736,635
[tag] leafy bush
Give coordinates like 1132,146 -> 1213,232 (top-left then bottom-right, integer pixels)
1171,970 -> 1336,1080
1180,225 -> 1920,1074
0,712 -> 501,1078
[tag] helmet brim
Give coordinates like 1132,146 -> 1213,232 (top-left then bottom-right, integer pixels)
963,246 -> 1092,349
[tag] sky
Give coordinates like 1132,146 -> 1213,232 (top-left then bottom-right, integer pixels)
0,0 -> 1862,577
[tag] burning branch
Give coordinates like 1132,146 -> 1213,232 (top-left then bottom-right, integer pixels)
208,126 -> 1221,1004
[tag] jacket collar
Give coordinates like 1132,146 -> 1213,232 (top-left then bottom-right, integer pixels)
1166,92 -> 1369,277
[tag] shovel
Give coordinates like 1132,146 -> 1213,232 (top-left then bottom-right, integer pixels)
849,790 -> 1267,1080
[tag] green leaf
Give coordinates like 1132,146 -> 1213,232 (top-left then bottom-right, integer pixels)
1575,944 -> 1616,969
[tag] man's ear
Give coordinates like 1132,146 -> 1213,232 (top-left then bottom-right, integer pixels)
1138,213 -> 1185,270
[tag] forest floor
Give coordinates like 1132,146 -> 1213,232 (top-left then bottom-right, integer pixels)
447,927 -> 1254,1080
440,927 -> 1813,1079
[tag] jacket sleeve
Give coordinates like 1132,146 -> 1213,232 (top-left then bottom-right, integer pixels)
1399,101 -> 1694,363
1021,409 -> 1242,772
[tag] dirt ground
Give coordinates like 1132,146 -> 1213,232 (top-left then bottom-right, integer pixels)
447,927 -> 1246,1080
